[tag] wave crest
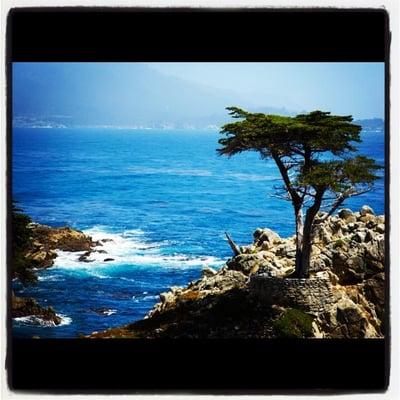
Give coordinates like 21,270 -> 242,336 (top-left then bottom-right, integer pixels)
51,227 -> 226,278
14,314 -> 72,327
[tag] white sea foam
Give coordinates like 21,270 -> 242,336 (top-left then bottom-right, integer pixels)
51,227 -> 226,277
57,314 -> 72,326
96,309 -> 117,316
37,274 -> 64,282
143,295 -> 158,301
227,172 -> 275,182
14,314 -> 72,327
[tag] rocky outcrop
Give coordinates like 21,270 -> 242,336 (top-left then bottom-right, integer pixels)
11,291 -> 62,325
24,223 -> 100,269
88,206 -> 385,339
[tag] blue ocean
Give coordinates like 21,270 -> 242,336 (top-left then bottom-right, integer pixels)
12,128 -> 385,338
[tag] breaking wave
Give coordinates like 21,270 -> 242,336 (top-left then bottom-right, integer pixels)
14,314 -> 72,327
51,226 -> 226,278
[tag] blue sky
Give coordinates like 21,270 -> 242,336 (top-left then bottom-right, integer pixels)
148,62 -> 384,119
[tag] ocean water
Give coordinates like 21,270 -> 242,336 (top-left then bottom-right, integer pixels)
12,128 -> 385,338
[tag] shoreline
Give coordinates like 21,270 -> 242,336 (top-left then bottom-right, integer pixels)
11,223 -> 104,328
12,205 -> 385,339
88,206 -> 385,339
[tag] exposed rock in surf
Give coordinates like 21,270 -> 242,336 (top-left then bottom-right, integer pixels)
91,307 -> 117,316
78,252 -> 95,262
12,291 -> 62,325
19,222 -> 117,268
25,223 -> 100,269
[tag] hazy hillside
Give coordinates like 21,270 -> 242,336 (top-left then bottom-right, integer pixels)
12,63 -> 383,130
13,63 -> 294,129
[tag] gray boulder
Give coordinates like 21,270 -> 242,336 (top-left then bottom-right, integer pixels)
360,205 -> 375,216
202,266 -> 217,278
338,209 -> 354,220
253,228 -> 280,246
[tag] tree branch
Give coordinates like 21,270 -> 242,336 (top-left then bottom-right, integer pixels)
271,152 -> 301,205
316,185 -> 373,224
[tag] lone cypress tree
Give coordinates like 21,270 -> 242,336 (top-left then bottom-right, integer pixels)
218,108 -> 382,278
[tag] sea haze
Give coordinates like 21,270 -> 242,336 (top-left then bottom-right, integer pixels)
13,63 -> 294,129
12,128 -> 385,338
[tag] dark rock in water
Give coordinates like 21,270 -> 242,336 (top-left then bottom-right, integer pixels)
103,258 -> 115,262
96,249 -> 108,254
78,251 -> 95,262
101,238 -> 114,243
78,254 -> 94,262
12,292 -> 62,325
91,307 -> 117,316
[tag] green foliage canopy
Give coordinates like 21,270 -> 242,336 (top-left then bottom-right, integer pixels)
218,107 -> 381,216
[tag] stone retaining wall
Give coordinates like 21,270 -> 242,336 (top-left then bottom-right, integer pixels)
249,274 -> 336,313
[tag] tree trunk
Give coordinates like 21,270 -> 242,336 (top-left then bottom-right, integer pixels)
225,232 -> 241,256
299,222 -> 313,278
294,207 -> 304,278
296,193 -> 323,278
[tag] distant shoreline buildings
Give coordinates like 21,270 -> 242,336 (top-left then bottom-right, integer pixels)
12,116 -> 384,132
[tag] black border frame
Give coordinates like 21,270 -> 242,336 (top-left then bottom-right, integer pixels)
5,7 -> 390,393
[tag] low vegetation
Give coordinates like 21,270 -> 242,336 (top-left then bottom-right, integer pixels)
273,308 -> 314,339
11,202 -> 36,285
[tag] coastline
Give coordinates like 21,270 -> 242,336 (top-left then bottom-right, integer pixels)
11,223 -> 104,328
11,205 -> 385,339
88,206 -> 385,339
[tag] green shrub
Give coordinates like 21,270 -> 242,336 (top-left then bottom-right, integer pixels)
273,308 -> 314,338
11,201 -> 37,285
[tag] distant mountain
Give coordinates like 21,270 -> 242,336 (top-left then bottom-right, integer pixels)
354,118 -> 384,132
13,63 -> 383,130
12,63 -> 294,129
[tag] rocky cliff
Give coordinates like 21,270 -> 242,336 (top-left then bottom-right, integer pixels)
89,206 -> 385,339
